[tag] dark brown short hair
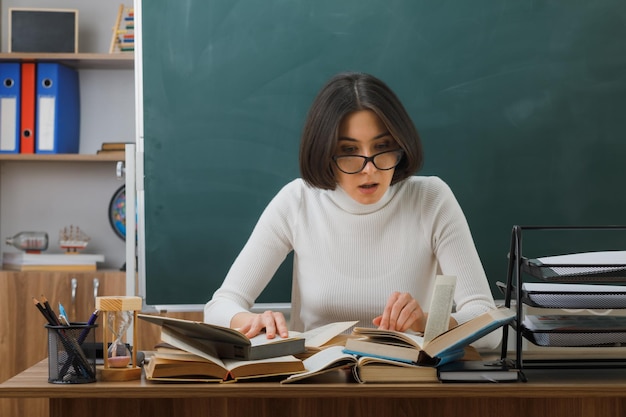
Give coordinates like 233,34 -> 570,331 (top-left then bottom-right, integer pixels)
299,72 -> 423,190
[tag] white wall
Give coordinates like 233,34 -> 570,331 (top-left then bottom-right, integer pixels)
0,0 -> 136,269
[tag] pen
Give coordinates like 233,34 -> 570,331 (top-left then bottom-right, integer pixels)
77,310 -> 99,345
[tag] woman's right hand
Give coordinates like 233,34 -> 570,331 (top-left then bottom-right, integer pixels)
231,311 -> 289,339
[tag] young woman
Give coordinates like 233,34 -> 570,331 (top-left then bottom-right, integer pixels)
204,72 -> 499,349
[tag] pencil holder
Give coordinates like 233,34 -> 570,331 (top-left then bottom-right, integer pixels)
45,322 -> 97,384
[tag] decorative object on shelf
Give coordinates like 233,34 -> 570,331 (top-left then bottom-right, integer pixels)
109,185 -> 127,240
95,296 -> 142,381
5,231 -> 48,253
109,4 -> 134,54
8,8 -> 78,53
59,225 -> 90,253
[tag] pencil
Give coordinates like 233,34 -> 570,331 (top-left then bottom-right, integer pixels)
32,297 -> 55,325
40,295 -> 60,326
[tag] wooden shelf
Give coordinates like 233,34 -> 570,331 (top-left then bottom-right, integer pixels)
0,152 -> 125,162
0,53 -> 134,70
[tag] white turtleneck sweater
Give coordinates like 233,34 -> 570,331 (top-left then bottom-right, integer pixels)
204,176 -> 500,349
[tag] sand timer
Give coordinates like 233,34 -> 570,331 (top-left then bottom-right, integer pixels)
95,296 -> 142,381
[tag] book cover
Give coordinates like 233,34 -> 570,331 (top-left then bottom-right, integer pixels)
437,359 -> 520,382
138,314 -> 306,361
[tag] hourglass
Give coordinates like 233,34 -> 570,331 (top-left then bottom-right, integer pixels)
95,296 -> 142,381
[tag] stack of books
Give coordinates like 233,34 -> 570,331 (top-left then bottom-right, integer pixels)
138,317 -> 362,383
2,252 -> 105,271
284,307 -> 517,384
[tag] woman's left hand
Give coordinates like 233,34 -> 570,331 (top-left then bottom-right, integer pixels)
372,291 -> 425,332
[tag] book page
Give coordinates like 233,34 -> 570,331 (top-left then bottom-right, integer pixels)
292,321 -> 358,348
282,346 -> 356,383
351,327 -> 425,348
423,275 -> 456,344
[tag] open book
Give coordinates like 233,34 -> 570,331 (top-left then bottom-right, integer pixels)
144,320 -> 359,382
281,345 -> 438,384
145,349 -> 305,382
344,307 -> 515,366
138,314 -> 306,360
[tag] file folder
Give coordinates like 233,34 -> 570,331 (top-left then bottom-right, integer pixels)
0,62 -> 21,153
36,63 -> 80,154
20,62 -> 36,154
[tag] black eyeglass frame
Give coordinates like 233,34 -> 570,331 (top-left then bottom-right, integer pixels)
332,149 -> 405,174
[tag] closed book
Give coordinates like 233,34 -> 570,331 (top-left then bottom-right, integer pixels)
354,356 -> 438,383
138,314 -> 306,361
99,142 -> 132,151
145,350 -> 305,382
2,252 -> 104,271
437,360 -> 520,382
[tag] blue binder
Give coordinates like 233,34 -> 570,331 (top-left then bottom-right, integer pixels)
35,63 -> 80,154
0,62 -> 21,153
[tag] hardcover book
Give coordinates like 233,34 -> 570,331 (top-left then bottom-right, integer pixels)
344,307 -> 515,366
145,349 -> 305,382
138,314 -> 306,361
2,252 -> 104,271
437,359 -> 520,382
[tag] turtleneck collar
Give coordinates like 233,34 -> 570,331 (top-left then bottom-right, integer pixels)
323,180 -> 401,214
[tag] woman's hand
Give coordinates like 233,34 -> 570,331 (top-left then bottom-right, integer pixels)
231,311 -> 289,339
372,291 -> 425,333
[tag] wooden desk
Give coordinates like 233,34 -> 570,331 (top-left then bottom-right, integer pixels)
2,360 -> 626,417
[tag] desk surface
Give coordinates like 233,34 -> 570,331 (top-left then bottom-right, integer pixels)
4,361 -> 626,417
3,359 -> 626,399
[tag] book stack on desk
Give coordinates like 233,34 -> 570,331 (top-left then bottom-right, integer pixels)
284,307 -> 516,384
2,252 -> 104,271
138,316 -> 359,383
138,314 -> 308,382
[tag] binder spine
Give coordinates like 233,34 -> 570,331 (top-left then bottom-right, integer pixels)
20,62 -> 36,154
0,62 -> 21,153
35,63 -> 80,154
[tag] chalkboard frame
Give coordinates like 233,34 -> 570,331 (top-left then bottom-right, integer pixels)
138,0 -> 626,308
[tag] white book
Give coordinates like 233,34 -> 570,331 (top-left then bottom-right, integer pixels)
2,251 -> 105,266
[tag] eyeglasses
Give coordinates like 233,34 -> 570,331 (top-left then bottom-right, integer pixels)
332,149 -> 404,174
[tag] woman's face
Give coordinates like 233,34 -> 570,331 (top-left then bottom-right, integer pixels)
333,110 -> 398,205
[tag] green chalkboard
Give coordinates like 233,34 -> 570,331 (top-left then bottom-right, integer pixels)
142,0 -> 626,306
